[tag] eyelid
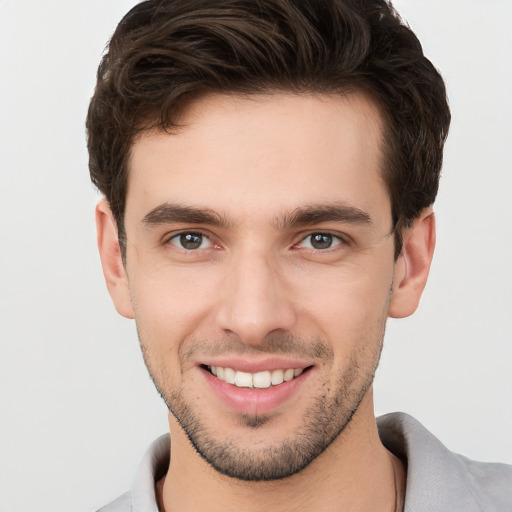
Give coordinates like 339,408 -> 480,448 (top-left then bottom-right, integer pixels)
164,229 -> 218,250
294,231 -> 350,250
162,228 -> 351,252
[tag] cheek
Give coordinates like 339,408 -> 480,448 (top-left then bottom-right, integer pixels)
129,263 -> 224,339
127,245 -> 394,347
293,259 -> 393,331
303,278 -> 390,382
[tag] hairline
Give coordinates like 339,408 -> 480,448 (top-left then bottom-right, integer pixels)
116,86 -> 403,261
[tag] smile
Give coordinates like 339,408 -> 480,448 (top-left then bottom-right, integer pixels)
200,361 -> 314,415
207,365 -> 306,389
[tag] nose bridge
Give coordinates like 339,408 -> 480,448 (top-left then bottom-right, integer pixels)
216,246 -> 296,345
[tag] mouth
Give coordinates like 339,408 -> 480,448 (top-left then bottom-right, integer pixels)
198,358 -> 316,415
201,364 -> 313,389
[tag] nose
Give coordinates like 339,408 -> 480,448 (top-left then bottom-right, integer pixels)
215,252 -> 297,346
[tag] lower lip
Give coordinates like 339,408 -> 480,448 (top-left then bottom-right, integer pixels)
201,367 -> 312,416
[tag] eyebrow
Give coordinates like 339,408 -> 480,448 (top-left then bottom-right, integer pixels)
141,202 -> 372,230
142,203 -> 231,228
276,203 -> 373,229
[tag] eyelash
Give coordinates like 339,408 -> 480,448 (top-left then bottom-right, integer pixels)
165,230 -> 348,253
294,232 -> 347,251
167,231 -> 215,251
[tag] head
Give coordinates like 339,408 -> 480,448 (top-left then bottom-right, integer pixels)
88,0 -> 450,482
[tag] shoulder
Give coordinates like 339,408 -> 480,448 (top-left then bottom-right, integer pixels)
459,455 -> 512,511
377,412 -> 512,512
95,491 -> 131,512
95,434 -> 169,512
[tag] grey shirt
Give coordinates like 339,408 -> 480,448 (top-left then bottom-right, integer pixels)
97,412 -> 512,511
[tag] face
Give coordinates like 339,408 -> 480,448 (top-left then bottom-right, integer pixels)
106,93 -> 410,480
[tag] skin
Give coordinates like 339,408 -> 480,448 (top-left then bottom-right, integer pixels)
97,92 -> 435,511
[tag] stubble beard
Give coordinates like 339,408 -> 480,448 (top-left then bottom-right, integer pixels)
138,326 -> 386,482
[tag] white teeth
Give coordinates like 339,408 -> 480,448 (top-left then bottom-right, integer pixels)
283,369 -> 294,382
271,369 -> 284,385
253,371 -> 272,389
235,371 -> 253,388
223,367 -> 236,384
209,366 -> 305,388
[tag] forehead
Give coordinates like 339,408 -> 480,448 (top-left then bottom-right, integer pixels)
126,92 -> 390,229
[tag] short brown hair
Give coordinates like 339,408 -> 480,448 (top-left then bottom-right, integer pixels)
87,0 -> 450,257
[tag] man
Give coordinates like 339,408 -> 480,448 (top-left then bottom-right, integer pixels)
87,0 -> 511,510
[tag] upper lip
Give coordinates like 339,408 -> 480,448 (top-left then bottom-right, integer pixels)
199,357 -> 313,373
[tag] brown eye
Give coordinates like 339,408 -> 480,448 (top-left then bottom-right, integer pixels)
169,232 -> 210,250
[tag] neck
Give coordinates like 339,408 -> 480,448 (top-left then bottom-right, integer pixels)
158,391 -> 404,512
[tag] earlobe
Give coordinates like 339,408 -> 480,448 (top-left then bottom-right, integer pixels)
95,199 -> 134,319
389,209 -> 436,319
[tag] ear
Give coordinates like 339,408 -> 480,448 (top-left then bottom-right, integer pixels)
389,209 -> 436,318
95,199 -> 134,319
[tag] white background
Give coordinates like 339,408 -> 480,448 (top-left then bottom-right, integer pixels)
0,1 -> 511,511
